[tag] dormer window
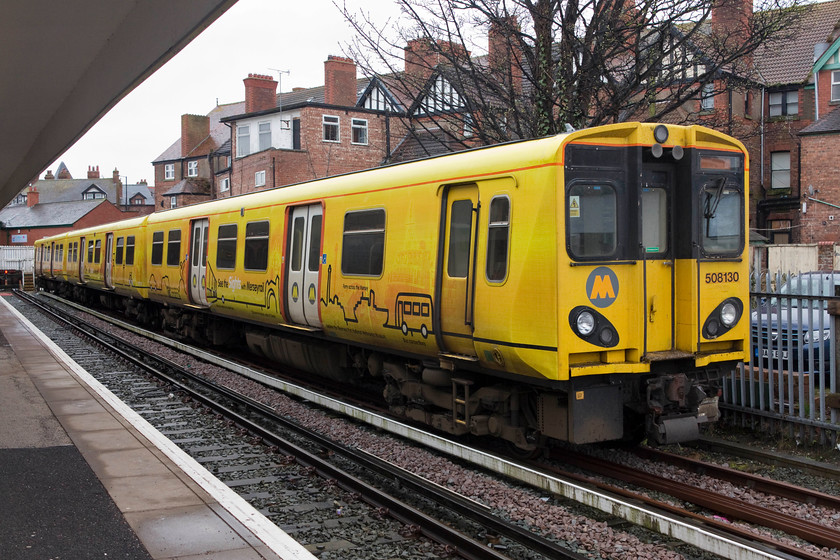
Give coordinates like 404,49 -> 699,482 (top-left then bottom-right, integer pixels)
82,185 -> 106,200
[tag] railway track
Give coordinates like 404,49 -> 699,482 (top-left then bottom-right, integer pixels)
23,290 -> 823,560
13,290 -> 589,560
544,447 -> 840,556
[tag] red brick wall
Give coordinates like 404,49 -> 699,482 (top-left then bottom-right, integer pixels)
800,132 -> 840,245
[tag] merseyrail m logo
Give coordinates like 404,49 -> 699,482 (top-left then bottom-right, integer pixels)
586,267 -> 618,308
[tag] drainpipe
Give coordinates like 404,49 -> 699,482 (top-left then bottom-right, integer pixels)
815,72 -> 820,120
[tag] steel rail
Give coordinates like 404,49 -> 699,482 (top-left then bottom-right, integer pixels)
555,451 -> 840,550
16,291 -> 577,560
35,290 -> 798,560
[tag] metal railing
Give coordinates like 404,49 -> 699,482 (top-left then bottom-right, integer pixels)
720,270 -> 839,447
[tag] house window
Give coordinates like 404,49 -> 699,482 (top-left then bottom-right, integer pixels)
323,115 -> 339,142
833,71 -> 840,102
170,196 -> 177,209
187,161 -> 198,177
167,230 -> 181,266
464,113 -> 474,138
700,82 -> 715,111
220,178 -> 230,192
770,151 -> 791,190
351,118 -> 368,145
259,122 -> 271,151
164,163 -> 175,180
769,90 -> 798,116
237,124 -> 250,157
255,170 -> 266,187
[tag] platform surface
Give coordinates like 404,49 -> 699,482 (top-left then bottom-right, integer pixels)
0,294 -> 315,560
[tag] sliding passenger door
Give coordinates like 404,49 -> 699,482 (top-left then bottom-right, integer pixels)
104,234 -> 114,289
189,219 -> 209,306
286,204 -> 323,328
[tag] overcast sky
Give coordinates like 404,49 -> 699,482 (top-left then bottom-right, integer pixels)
46,0 -> 399,187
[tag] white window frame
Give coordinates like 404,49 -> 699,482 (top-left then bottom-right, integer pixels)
832,71 -> 840,102
700,82 -> 714,111
351,118 -> 368,145
164,163 -> 175,181
323,115 -> 340,142
170,196 -> 177,209
236,124 -> 251,157
187,160 -> 198,177
769,90 -> 799,116
255,170 -> 266,187
770,151 -> 791,190
220,177 -> 230,192
258,121 -> 271,151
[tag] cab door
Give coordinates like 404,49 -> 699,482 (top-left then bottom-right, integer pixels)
189,219 -> 209,306
286,204 -> 322,327
640,166 -> 674,354
437,184 -> 479,357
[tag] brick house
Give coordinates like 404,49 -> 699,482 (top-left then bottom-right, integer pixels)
751,0 -> 840,246
152,102 -> 244,209
221,57 -> 396,196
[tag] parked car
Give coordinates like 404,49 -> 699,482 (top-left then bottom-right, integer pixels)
751,271 -> 840,375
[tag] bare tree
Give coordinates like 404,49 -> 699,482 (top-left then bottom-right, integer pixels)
340,0 -> 808,151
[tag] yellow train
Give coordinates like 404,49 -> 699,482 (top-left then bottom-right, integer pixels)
35,123 -> 749,447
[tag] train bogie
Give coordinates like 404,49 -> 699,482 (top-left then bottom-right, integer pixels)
35,122 -> 750,448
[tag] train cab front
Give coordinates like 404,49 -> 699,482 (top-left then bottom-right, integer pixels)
562,123 -> 749,445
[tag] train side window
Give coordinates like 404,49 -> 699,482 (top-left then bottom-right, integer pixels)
125,236 -> 135,265
167,230 -> 181,266
216,224 -> 237,269
151,232 -> 164,265
448,200 -> 473,278
87,240 -> 94,263
244,221 -> 269,271
486,196 -> 510,282
342,209 -> 385,276
567,182 -> 617,259
291,217 -> 304,272
308,215 -> 323,273
115,237 -> 124,265
94,240 -> 101,264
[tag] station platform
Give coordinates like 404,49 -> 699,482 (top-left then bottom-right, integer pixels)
0,294 -> 316,560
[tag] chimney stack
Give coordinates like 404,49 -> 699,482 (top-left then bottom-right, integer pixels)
243,73 -> 278,113
323,56 -> 357,106
27,185 -> 39,207
113,168 -> 122,207
87,165 -> 100,179
181,114 -> 210,156
488,17 -> 522,93
44,170 -> 54,180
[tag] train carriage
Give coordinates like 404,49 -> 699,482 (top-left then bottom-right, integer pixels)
35,122 -> 749,447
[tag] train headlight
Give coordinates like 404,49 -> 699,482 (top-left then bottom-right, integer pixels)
702,297 -> 743,339
720,302 -> 738,327
654,124 -> 669,143
576,310 -> 596,336
569,306 -> 619,348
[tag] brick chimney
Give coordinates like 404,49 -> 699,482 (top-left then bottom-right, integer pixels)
57,167 -> 71,179
488,17 -> 522,93
404,39 -> 469,83
712,0 -> 752,45
44,170 -> 54,180
27,185 -> 39,207
181,114 -> 210,156
113,168 -> 122,207
324,56 -> 358,106
243,73 -> 278,114
87,165 -> 100,179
